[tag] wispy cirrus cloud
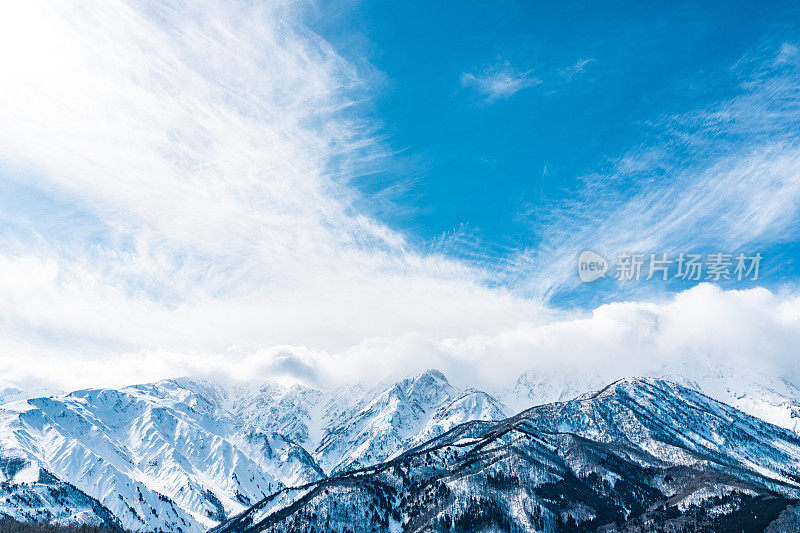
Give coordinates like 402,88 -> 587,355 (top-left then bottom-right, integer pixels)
509,42 -> 800,301
561,57 -> 594,78
1,2 -> 800,395
0,0 -> 549,385
460,61 -> 540,102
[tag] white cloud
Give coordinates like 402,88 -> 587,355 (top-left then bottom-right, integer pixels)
511,43 -> 800,299
325,283 -> 800,390
0,0 -> 548,387
460,61 -> 540,102
775,43 -> 800,66
0,3 -> 799,396
4,284 -> 800,394
561,57 -> 594,78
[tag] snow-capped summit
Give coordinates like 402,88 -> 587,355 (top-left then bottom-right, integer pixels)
524,377 -> 800,487
500,360 -> 800,436
214,376 -> 800,533
233,381 -> 324,447
0,380 -> 322,532
0,370 -> 506,532
661,363 -> 800,434
3,367 -> 800,532
314,369 -> 505,472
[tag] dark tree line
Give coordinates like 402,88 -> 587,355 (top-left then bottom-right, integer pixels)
0,517 -> 123,533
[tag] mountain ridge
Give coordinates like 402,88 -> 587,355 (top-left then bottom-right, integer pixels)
2,368 -> 800,531
213,376 -> 800,532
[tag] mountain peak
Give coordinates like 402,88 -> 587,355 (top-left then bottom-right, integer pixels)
5,370 -> 800,532
213,373 -> 800,533
586,376 -> 696,401
414,368 -> 448,383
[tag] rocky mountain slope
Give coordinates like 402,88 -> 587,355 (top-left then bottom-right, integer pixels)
2,367 -> 800,532
212,378 -> 800,532
0,371 -> 502,531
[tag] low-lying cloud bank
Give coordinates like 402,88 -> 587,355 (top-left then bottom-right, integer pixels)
4,283 -> 798,393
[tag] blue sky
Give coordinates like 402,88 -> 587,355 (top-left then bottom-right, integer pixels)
313,0 -> 800,305
1,0 -> 800,390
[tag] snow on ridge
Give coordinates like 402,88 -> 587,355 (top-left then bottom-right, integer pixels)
0,368 -> 507,531
1,363 -> 800,531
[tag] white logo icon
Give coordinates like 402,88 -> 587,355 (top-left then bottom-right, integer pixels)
578,250 -> 608,282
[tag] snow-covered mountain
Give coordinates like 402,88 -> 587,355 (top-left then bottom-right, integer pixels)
0,461 -> 121,529
315,370 -> 505,473
662,364 -> 800,435
0,380 -> 321,532
0,386 -> 61,406
2,367 -> 800,531
500,361 -> 800,436
0,370 -> 501,532
214,377 -> 800,533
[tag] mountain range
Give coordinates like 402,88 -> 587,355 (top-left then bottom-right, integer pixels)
1,366 -> 799,531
